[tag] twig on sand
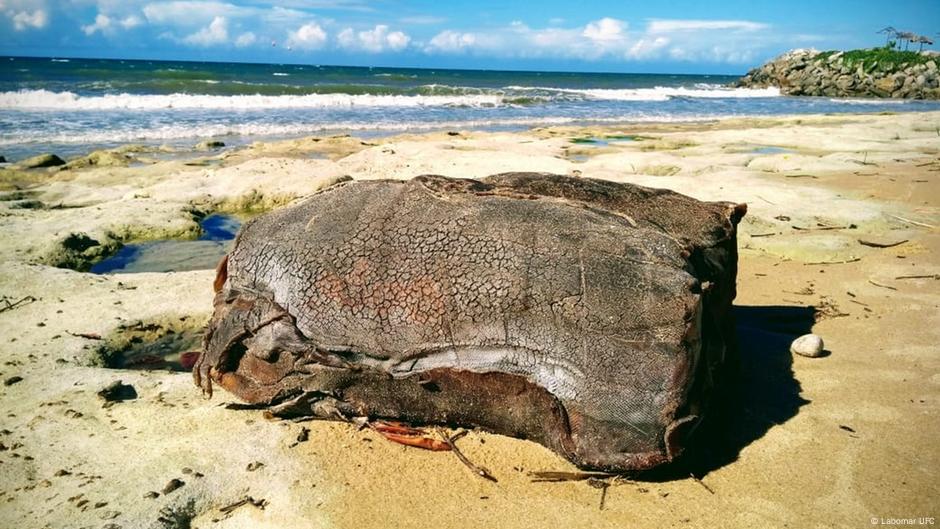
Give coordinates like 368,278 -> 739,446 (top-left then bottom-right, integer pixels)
218,496 -> 267,515
804,258 -> 862,265
750,232 -> 778,238
755,195 -> 776,205
689,473 -> 715,495
792,224 -> 853,231
0,295 -> 36,314
858,238 -> 908,248
888,214 -> 936,229
528,470 -> 616,483
868,279 -> 897,291
586,478 -> 610,510
895,274 -> 940,280
436,428 -> 498,483
784,173 -> 818,179
67,331 -> 102,340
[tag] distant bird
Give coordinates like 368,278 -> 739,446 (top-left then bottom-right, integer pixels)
271,40 -> 277,47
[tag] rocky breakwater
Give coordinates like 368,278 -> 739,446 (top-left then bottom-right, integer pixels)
736,48 -> 940,99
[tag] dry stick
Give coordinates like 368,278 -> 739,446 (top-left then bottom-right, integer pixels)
529,471 -> 616,483
784,173 -> 818,178
0,295 -> 36,314
888,214 -> 936,229
436,428 -> 498,483
755,195 -> 776,205
586,479 -> 610,511
750,232 -> 778,238
804,258 -> 862,265
858,238 -> 908,248
895,274 -> 940,280
792,224 -> 851,231
868,279 -> 898,291
689,473 -> 715,495
67,331 -> 102,340
219,496 -> 266,515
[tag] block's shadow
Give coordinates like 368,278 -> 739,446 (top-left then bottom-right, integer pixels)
647,304 -> 813,481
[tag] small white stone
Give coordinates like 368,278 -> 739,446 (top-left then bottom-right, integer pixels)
791,334 -> 825,358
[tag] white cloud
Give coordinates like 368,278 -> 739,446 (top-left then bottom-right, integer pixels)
647,19 -> 768,33
582,17 -> 626,43
82,13 -> 111,35
235,31 -> 257,47
424,17 -> 772,64
120,15 -> 142,29
143,1 -> 248,25
183,15 -> 229,46
288,22 -> 327,50
628,36 -> 670,59
82,12 -> 144,35
338,24 -> 410,53
426,30 -> 477,53
10,9 -> 47,30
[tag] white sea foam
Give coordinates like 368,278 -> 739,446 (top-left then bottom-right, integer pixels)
505,84 -> 780,101
832,98 -> 908,105
0,89 -> 506,110
0,114 -> 723,147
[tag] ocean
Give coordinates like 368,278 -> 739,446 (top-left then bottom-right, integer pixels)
2,56 -> 940,160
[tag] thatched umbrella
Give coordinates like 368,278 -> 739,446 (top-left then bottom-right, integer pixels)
897,31 -> 917,50
877,26 -> 898,47
915,35 -> 934,51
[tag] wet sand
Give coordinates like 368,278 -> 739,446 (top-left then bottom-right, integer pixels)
0,111 -> 938,528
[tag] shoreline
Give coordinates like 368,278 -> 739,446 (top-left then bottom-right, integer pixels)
2,105 -> 938,163
0,110 -> 938,528
4,110 -> 940,273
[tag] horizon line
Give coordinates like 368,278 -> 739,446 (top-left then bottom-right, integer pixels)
1,53 -> 748,77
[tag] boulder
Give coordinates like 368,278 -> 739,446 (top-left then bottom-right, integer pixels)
735,48 -> 940,99
16,153 -> 65,169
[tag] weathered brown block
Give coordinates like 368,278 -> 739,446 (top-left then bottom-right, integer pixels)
196,173 -> 745,472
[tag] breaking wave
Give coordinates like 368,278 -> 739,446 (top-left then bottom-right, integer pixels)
0,89 -> 508,110
504,84 -> 780,101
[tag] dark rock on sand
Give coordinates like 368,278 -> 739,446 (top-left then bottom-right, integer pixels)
197,173 -> 746,472
42,232 -> 122,272
16,153 -> 66,169
195,140 -> 225,151
3,375 -> 23,386
161,478 -> 184,494
96,381 -> 138,403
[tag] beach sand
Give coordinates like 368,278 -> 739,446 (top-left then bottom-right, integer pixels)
0,111 -> 938,528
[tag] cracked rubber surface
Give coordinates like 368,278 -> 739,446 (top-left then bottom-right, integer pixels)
195,173 -> 745,472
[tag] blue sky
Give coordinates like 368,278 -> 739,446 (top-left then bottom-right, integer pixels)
1,0 -> 938,74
